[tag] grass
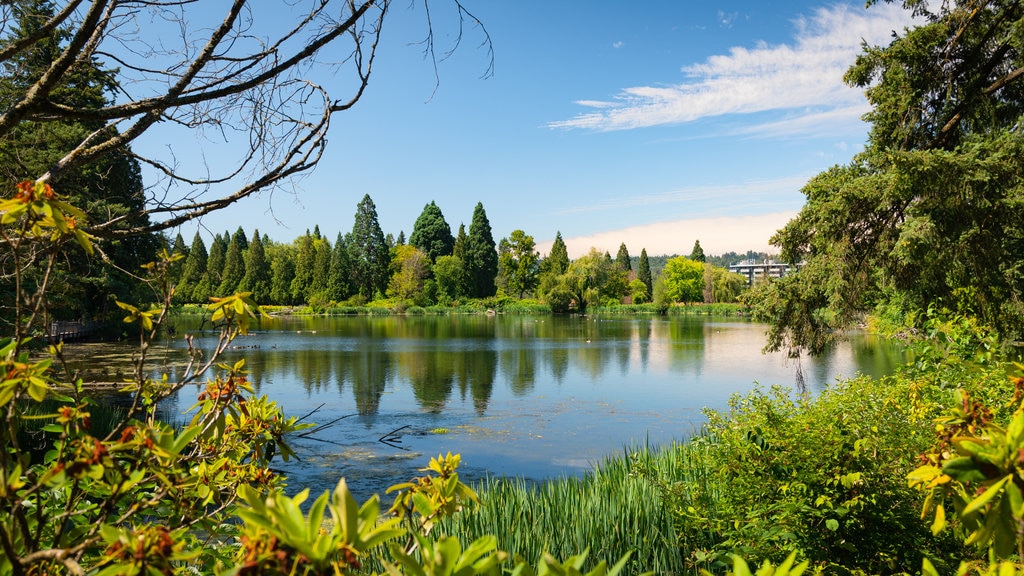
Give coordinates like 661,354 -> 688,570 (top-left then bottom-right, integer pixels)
437,444 -> 688,575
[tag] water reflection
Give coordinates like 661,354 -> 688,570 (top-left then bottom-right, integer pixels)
163,314 -> 906,500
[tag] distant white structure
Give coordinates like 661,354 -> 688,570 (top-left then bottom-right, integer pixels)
728,259 -> 800,286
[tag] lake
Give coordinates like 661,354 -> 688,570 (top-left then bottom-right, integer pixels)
154,314 -> 906,501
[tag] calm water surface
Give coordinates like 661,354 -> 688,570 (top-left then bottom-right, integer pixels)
158,314 -> 905,500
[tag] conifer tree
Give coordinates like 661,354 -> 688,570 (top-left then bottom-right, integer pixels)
545,231 -> 570,276
638,248 -> 653,301
690,239 -> 706,263
169,233 -> 189,285
309,235 -> 332,303
349,195 -> 390,299
218,231 -> 245,295
328,232 -> 352,302
616,243 -> 631,271
239,229 -> 271,302
291,231 -> 315,303
269,244 -> 296,305
203,233 -> 228,299
409,201 -> 455,262
177,232 -> 208,303
0,0 -> 159,319
465,202 -> 498,298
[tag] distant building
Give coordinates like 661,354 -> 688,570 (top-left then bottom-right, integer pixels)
728,259 -> 800,286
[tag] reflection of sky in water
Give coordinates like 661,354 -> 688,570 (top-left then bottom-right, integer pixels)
159,315 -> 905,501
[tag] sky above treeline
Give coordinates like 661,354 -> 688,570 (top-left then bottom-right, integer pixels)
143,1 -> 921,259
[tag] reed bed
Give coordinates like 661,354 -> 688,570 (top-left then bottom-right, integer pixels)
435,443 -> 719,575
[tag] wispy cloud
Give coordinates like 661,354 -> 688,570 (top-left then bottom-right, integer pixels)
548,3 -> 916,133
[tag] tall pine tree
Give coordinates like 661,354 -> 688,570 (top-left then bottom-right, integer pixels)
349,195 -> 390,299
638,248 -> 653,301
465,202 -> 498,298
239,229 -> 271,302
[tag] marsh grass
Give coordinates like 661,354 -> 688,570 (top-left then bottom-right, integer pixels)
436,444 -> 688,576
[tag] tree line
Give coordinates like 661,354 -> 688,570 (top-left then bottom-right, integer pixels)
164,198 -> 749,312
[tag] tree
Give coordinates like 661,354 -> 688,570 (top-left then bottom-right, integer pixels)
239,229 -> 271,303
0,0 -> 159,321
433,255 -> 466,304
754,0 -> 1024,353
637,248 -> 653,301
290,231 -> 315,303
545,232 -> 570,276
496,229 -> 539,299
465,202 -> 498,298
662,256 -> 704,304
689,240 -> 705,263
409,201 -> 454,262
327,232 -> 353,303
269,242 -> 296,305
0,0 -> 492,238
177,232 -> 207,304
199,233 -> 228,302
615,243 -> 631,271
349,194 -> 390,299
388,244 -> 430,303
169,233 -> 189,286
218,230 -> 245,295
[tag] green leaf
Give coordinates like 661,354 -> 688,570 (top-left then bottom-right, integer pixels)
825,518 -> 839,531
963,475 -> 1011,517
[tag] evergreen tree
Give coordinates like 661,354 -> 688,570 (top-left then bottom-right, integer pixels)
177,232 -> 208,303
453,224 -> 468,260
231,226 -> 249,253
690,240 -> 706,263
616,243 -> 631,271
465,202 -> 498,298
239,229 -> 271,302
218,231 -> 245,295
327,232 -> 352,302
397,231 -> 406,245
545,231 -> 570,276
169,233 -> 189,286
349,195 -> 390,299
638,248 -> 653,301
203,233 -> 228,298
291,231 -> 315,303
309,235 -> 332,303
269,244 -> 296,305
409,201 -> 455,262
0,0 -> 159,320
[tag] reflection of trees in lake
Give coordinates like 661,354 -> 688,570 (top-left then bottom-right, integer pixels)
637,319 -> 652,371
501,347 -> 537,396
547,346 -> 569,384
400,348 -> 455,414
453,349 -> 496,415
350,344 -> 390,417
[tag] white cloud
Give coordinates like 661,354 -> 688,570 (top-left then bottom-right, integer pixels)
612,41 -> 624,49
548,3 -> 916,133
538,211 -> 800,259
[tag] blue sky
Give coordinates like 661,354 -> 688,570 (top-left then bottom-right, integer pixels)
148,1 -> 919,258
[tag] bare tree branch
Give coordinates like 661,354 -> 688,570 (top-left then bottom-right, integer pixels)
0,0 -> 492,237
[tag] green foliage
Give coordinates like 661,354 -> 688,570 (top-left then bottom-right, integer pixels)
690,240 -> 706,263
758,0 -> 1024,352
637,249 -> 652,302
351,194 -> 392,299
615,243 -> 631,272
439,447 -> 683,576
465,202 -> 498,298
410,201 -> 455,262
497,229 -> 540,299
661,256 -> 704,304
